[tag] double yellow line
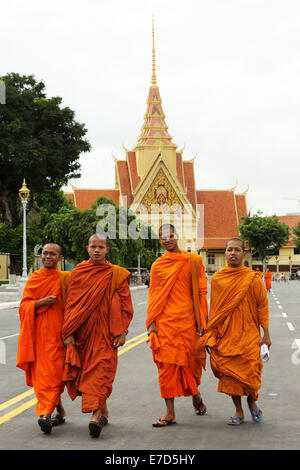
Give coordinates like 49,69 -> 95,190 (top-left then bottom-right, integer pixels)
0,331 -> 148,426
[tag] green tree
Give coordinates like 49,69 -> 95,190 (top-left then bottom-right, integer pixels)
0,73 -> 90,228
42,196 -> 160,269
238,212 -> 290,268
293,221 -> 300,250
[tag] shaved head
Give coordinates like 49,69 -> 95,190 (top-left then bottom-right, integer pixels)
88,233 -> 109,247
42,243 -> 62,255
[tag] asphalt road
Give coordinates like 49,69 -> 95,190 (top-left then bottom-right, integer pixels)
0,281 -> 300,452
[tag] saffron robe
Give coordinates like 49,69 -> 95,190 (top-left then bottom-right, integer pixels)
16,268 -> 71,415
146,250 -> 208,398
199,265 -> 269,400
61,259 -> 133,412
264,271 -> 272,290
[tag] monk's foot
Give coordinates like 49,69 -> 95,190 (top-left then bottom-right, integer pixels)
38,414 -> 52,434
247,397 -> 263,422
101,403 -> 109,419
89,412 -> 103,438
152,415 -> 177,427
226,414 -> 244,425
56,400 -> 66,419
192,393 -> 207,416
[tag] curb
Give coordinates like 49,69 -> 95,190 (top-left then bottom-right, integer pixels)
0,285 -> 147,310
0,301 -> 20,311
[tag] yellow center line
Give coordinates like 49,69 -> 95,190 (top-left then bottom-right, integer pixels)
0,388 -> 34,412
0,331 -> 148,425
0,398 -> 37,425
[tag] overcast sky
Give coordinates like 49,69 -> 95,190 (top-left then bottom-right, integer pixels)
2,0 -> 300,216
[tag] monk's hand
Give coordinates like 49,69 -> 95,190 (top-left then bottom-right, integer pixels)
63,335 -> 75,348
147,321 -> 158,337
35,296 -> 57,310
112,332 -> 126,348
260,328 -> 272,349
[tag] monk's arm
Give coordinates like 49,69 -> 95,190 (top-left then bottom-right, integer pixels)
255,278 -> 272,349
34,296 -> 57,311
198,264 -> 208,330
112,280 -> 134,348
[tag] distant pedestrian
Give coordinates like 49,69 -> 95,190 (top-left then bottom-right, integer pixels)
264,268 -> 272,293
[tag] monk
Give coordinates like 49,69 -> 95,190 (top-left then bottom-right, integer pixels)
16,243 -> 71,434
255,267 -> 263,278
61,234 -> 133,438
147,224 -> 208,427
264,268 -> 272,293
200,238 -> 272,425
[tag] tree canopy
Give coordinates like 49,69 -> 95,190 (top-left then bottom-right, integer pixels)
42,196 -> 160,270
0,73 -> 90,228
293,221 -> 300,250
238,212 -> 290,265
0,73 -> 91,274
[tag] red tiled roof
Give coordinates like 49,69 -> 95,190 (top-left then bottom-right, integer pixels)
176,153 -> 184,188
116,160 -> 133,205
127,151 -> 140,191
197,190 -> 240,245
183,162 -> 196,209
278,215 -> 300,246
65,193 -> 75,205
70,189 -> 119,210
235,194 -> 248,224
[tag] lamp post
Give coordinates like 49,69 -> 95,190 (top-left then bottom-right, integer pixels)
18,179 -> 30,298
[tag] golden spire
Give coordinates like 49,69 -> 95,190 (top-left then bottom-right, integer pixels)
151,18 -> 157,86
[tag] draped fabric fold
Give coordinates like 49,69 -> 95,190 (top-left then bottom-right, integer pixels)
147,250 -> 208,398
199,265 -> 269,400
61,259 -> 133,412
16,268 -> 70,415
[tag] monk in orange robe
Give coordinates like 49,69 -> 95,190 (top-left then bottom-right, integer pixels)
62,234 -> 133,438
16,243 -> 70,434
147,224 -> 208,427
200,238 -> 272,425
264,268 -> 272,293
255,267 -> 263,278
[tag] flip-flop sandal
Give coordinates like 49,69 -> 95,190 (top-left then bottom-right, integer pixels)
89,420 -> 103,438
248,405 -> 263,423
100,416 -> 108,426
226,416 -> 244,425
51,414 -> 66,426
38,417 -> 52,434
193,397 -> 207,416
152,418 -> 177,427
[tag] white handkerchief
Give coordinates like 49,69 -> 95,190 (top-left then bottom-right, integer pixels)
260,344 -> 270,362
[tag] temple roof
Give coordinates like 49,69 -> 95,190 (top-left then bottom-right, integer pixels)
197,189 -> 248,249
135,22 -> 176,150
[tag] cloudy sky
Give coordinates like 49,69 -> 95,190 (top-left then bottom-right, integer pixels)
2,0 -> 300,215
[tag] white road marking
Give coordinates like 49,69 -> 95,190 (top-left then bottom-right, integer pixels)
287,322 -> 295,331
281,312 -> 287,318
137,301 -> 147,306
0,333 -> 19,340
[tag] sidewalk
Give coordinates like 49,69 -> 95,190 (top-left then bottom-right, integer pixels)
0,284 -> 147,311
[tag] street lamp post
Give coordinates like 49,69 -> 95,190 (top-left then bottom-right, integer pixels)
18,179 -> 30,298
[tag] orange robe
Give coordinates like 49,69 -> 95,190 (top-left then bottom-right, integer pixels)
264,271 -> 272,290
146,250 -> 208,399
61,259 -> 133,413
200,265 -> 269,400
16,268 -> 70,415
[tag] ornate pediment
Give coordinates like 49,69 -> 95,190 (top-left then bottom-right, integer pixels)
136,167 -> 184,214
